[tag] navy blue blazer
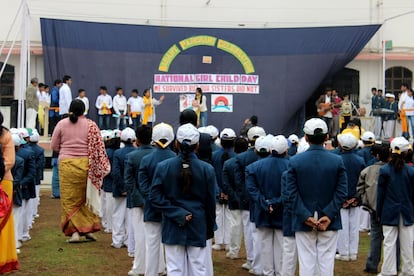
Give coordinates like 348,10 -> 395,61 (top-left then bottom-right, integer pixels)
358,146 -> 375,166
233,148 -> 258,211
246,155 -> 289,229
338,150 -> 366,200
12,155 -> 24,206
138,147 -> 176,222
222,157 -> 241,210
286,145 -> 348,232
281,171 -> 294,237
124,145 -> 154,208
377,164 -> 414,226
212,148 -> 236,197
102,148 -> 115,193
16,147 -> 36,200
111,144 -> 135,198
149,153 -> 216,247
27,143 -> 45,185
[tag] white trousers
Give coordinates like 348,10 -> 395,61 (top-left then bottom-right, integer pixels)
26,108 -> 37,129
21,199 -> 32,239
214,203 -> 231,245
32,185 -> 41,218
101,191 -> 114,231
381,216 -> 414,275
205,239 -> 214,276
282,236 -> 297,276
126,208 -> 134,254
165,244 -> 207,276
13,205 -> 21,244
383,120 -> 396,139
112,197 -> 127,246
144,221 -> 166,276
295,230 -> 338,276
258,228 -> 283,276
251,222 -> 262,273
373,116 -> 382,138
229,210 -> 252,260
131,207 -> 145,274
359,207 -> 371,231
337,207 -> 360,256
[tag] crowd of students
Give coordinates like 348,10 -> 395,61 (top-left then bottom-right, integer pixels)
59,107 -> 410,276
4,99 -> 414,275
10,127 -> 45,255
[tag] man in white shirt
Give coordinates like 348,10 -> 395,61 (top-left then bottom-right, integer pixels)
113,87 -> 128,130
127,89 -> 143,131
59,75 -> 72,118
95,86 -> 113,130
76,89 -> 89,116
399,83 -> 414,139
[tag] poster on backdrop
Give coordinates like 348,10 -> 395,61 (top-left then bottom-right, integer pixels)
211,94 -> 233,113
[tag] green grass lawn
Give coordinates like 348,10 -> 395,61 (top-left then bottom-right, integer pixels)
14,191 -> 376,275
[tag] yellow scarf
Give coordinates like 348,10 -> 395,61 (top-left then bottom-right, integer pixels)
194,95 -> 201,126
142,96 -> 153,125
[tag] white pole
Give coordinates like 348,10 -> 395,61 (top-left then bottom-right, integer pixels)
0,1 -> 23,60
382,40 -> 386,92
18,0 -> 29,128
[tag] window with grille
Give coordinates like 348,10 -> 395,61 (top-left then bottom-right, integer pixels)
0,63 -> 15,106
385,66 -> 413,94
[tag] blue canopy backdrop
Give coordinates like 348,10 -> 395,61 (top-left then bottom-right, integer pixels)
40,18 -> 380,134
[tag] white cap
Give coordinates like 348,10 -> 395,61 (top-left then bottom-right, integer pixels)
385,93 -> 395,98
29,130 -> 40,143
19,128 -> 29,138
113,129 -> 122,139
270,135 -> 289,154
361,131 -> 375,143
247,126 -> 266,141
303,118 -> 328,136
10,128 -> 19,135
121,127 -> 136,142
357,140 -> 364,149
254,136 -> 269,152
12,134 -> 22,147
337,133 -> 358,150
101,130 -> 114,141
297,137 -> 310,154
220,128 -> 236,140
198,127 -> 207,134
288,134 -> 299,144
177,123 -> 200,145
391,137 -> 410,154
205,125 -> 219,139
152,123 -> 174,148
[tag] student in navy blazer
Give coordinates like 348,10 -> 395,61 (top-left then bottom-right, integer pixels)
211,128 -> 236,251
286,118 -> 348,276
376,137 -> 414,276
138,123 -> 176,276
233,126 -> 266,272
111,127 -> 136,253
246,135 -> 289,276
221,137 -> 249,260
335,134 -> 366,262
149,123 -> 216,276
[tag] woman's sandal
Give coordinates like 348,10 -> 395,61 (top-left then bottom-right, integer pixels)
85,233 -> 97,241
67,232 -> 81,243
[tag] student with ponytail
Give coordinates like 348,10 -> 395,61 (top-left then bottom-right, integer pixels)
149,123 -> 216,276
376,137 -> 414,276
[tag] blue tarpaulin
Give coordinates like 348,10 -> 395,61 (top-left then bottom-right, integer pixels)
41,18 -> 380,134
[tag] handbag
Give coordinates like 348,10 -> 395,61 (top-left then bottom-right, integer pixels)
0,185 -> 12,232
